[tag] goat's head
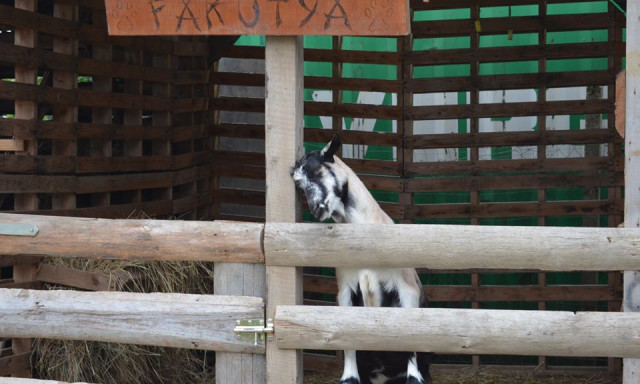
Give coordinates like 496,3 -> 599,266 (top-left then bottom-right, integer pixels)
291,135 -> 349,222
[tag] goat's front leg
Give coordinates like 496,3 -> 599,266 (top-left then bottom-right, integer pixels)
337,282 -> 360,384
399,272 -> 430,384
405,352 -> 427,384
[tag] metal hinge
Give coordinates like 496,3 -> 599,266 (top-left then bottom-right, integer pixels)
234,318 -> 274,345
0,223 -> 39,237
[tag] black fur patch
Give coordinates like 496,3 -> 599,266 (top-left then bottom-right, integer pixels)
405,376 -> 424,384
339,181 -> 350,208
338,378 -> 360,384
351,286 -> 364,307
381,288 -> 400,308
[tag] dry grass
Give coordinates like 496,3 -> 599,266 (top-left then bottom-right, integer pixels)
33,253 -> 216,384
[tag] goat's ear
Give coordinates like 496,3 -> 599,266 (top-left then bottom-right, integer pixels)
321,134 -> 341,161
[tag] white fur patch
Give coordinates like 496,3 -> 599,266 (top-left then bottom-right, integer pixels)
340,350 -> 360,382
407,354 -> 425,383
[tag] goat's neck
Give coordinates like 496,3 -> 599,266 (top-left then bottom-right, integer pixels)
331,157 -> 393,225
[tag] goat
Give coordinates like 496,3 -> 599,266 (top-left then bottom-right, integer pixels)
291,135 -> 433,384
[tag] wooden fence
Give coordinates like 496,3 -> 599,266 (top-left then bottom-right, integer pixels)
1,213 -> 640,377
0,0 -> 632,379
209,1 -> 627,372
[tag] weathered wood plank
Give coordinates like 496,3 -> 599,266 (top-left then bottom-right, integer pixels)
0,256 -> 42,267
405,157 -> 614,176
407,42 -> 610,66
624,0 -> 640,381
274,305 -> 640,358
34,263 -> 112,291
412,200 -> 617,219
264,223 -> 640,271
616,70 -> 626,138
0,166 -> 209,195
215,262 -> 266,384
406,172 -> 620,192
0,289 -> 264,353
406,71 -> 611,93
0,213 -> 264,263
265,35 -> 304,384
12,0 -> 39,376
0,140 -> 24,152
302,273 -> 620,302
411,129 -> 614,149
104,0 -> 410,36
411,13 -> 610,38
408,99 -> 612,121
0,351 -> 31,376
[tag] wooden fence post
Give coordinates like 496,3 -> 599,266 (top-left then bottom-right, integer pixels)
265,35 -> 304,384
624,1 -> 640,382
11,0 -> 39,376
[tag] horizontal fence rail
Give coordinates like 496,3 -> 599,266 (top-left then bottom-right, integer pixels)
0,213 -> 264,263
265,223 -> 640,271
0,289 -> 265,354
274,305 -> 640,358
3,214 -> 640,271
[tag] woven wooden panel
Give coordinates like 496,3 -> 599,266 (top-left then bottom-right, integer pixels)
209,0 -> 626,375
0,0 -> 217,221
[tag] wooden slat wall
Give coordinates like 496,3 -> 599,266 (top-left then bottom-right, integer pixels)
0,1 -> 214,221
210,0 -> 626,376
0,1 -> 218,377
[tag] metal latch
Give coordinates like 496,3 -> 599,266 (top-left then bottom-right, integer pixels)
234,318 -> 274,345
0,223 -> 39,237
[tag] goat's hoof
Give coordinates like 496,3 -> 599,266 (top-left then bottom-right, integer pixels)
338,378 -> 360,384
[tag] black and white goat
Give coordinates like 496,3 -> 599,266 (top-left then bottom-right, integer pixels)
291,135 -> 432,384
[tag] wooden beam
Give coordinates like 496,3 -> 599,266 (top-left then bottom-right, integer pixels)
616,70 -> 626,138
214,50 -> 266,384
51,0 -> 78,212
0,213 -> 264,263
0,139 -> 25,152
265,223 -> 640,271
0,256 -> 42,267
34,263 -> 113,291
265,35 -> 304,384
215,262 -> 266,384
12,0 -> 39,375
0,289 -> 264,353
624,0 -> 640,381
0,352 -> 31,377
274,305 -> 640,358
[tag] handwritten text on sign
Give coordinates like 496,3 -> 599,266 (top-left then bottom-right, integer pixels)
104,0 -> 410,36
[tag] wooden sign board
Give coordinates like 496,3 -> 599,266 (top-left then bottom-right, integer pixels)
104,0 -> 410,36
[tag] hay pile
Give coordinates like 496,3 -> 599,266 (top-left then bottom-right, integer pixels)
33,258 -> 216,384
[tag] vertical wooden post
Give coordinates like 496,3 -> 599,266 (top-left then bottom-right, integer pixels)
265,35 -> 304,384
152,50 -> 173,206
124,47 -> 143,206
537,1 -> 549,371
215,263 -> 266,384
52,0 -> 78,211
12,0 -> 38,376
623,2 -> 640,382
91,9 -> 113,209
